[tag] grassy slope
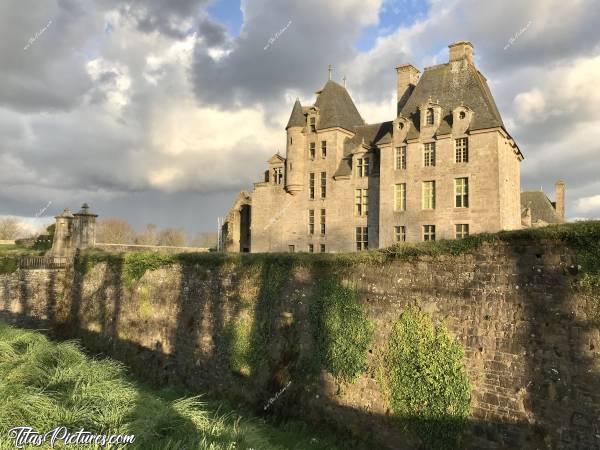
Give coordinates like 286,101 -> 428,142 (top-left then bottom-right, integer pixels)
0,322 -> 353,450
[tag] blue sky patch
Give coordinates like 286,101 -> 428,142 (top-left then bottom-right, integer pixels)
206,0 -> 243,37
355,0 -> 430,51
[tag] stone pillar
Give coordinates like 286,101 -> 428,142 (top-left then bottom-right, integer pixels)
50,209 -> 74,257
73,203 -> 98,250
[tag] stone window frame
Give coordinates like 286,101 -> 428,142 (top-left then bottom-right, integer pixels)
355,226 -> 368,251
320,140 -> 327,158
395,146 -> 407,170
455,224 -> 470,239
308,243 -> 314,253
320,244 -> 326,253
308,209 -> 315,235
309,172 -> 315,199
455,177 -> 469,208
423,225 -> 436,241
273,167 -> 283,185
320,172 -> 327,198
394,225 -> 406,243
320,208 -> 326,235
423,142 -> 436,167
394,183 -> 407,212
309,142 -> 316,160
422,181 -> 436,210
309,116 -> 316,133
455,137 -> 469,163
426,108 -> 435,126
354,188 -> 369,216
356,157 -> 370,177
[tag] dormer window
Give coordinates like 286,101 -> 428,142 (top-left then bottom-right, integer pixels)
426,108 -> 434,125
273,167 -> 283,185
356,157 -> 369,177
310,117 -> 316,133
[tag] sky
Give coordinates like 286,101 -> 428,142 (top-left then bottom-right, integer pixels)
1,0 -> 600,236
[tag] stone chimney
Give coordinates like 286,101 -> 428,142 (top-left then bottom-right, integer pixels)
555,181 -> 566,221
448,41 -> 474,64
396,64 -> 420,114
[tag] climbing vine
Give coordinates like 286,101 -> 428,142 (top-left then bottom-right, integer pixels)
312,280 -> 374,384
381,306 -> 470,449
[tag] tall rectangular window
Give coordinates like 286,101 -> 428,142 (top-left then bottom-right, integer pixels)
455,177 -> 469,208
394,226 -> 406,243
320,244 -> 326,253
289,245 -> 296,253
356,157 -> 369,177
354,189 -> 368,216
394,183 -> 406,211
320,172 -> 327,198
321,141 -> 327,158
455,138 -> 468,163
356,227 -> 368,251
320,209 -> 326,235
423,225 -> 436,241
273,167 -> 283,184
455,224 -> 469,239
308,244 -> 314,253
424,142 -> 436,167
310,117 -> 316,132
395,146 -> 407,170
309,173 -> 315,199
422,181 -> 435,210
309,142 -> 316,159
308,209 -> 315,235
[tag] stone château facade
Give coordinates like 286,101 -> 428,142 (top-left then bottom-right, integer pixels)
223,41 -> 527,253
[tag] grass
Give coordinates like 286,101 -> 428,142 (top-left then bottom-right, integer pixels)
0,244 -> 46,257
0,322 -> 359,450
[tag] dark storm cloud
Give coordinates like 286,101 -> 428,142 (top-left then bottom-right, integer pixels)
197,17 -> 228,47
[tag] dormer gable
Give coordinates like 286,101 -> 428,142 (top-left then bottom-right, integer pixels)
419,99 -> 442,135
451,104 -> 474,136
393,114 -> 412,142
266,153 -> 286,185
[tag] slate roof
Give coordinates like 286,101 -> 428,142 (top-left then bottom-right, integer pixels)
399,60 -> 505,134
333,121 -> 392,178
286,99 -> 305,129
521,191 -> 563,224
314,80 -> 365,132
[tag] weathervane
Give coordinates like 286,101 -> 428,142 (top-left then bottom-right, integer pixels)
343,76 -> 347,88
328,64 -> 333,81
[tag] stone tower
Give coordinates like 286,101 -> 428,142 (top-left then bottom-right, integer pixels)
73,203 -> 98,250
285,99 -> 307,194
50,208 -> 74,257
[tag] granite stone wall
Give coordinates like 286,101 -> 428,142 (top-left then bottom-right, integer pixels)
0,241 -> 598,450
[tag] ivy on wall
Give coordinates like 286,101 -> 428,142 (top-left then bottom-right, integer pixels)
381,306 -> 470,450
312,280 -> 374,385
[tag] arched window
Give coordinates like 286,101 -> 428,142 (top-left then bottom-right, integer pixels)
426,108 -> 434,125
459,111 -> 466,120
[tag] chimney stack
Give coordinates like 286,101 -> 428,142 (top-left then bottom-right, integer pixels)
555,181 -> 566,221
448,41 -> 474,64
396,64 -> 420,114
